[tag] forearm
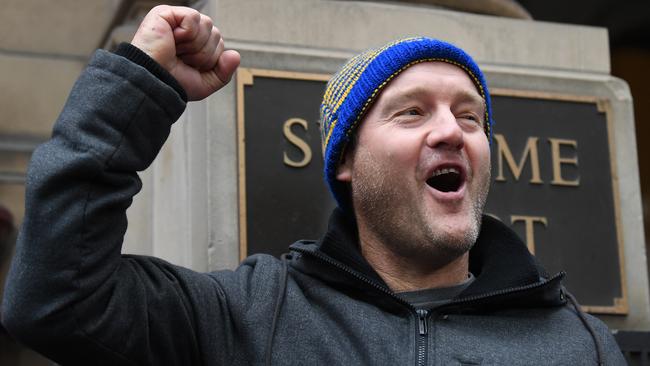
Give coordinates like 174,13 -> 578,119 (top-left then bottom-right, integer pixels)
1,48 -> 186,362
2,6 -> 241,362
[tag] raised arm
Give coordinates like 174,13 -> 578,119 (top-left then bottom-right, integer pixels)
1,6 -> 240,365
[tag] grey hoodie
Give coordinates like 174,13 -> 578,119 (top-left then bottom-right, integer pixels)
2,46 -> 626,365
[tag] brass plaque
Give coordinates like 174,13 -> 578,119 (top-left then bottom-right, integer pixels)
236,68 -> 626,314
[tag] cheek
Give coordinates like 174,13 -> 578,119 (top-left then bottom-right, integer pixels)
469,139 -> 491,174
373,131 -> 422,163
358,135 -> 403,164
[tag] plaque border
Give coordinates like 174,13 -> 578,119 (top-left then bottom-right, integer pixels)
491,88 -> 627,315
236,67 -> 330,264
236,68 -> 628,315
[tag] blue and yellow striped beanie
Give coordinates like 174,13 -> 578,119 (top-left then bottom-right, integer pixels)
320,37 -> 493,210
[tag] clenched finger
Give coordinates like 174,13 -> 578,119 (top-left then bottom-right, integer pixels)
169,8 -> 202,44
176,14 -> 215,55
181,28 -> 223,71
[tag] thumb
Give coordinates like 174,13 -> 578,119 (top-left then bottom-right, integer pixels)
214,50 -> 241,85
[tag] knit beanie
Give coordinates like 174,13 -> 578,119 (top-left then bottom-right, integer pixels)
319,37 -> 493,210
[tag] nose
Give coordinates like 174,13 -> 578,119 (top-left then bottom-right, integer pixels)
425,109 -> 464,151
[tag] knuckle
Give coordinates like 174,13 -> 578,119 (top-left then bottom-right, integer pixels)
190,9 -> 201,22
213,27 -> 222,40
201,14 -> 214,29
151,4 -> 169,12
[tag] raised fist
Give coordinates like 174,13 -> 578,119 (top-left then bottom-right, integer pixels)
131,5 -> 240,101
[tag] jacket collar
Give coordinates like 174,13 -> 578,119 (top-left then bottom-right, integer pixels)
289,208 -> 565,310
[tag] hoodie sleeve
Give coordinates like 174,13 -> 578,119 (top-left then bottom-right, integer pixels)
0,49 -> 233,365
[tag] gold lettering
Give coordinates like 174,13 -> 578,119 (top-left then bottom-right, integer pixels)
510,215 -> 548,254
549,138 -> 579,186
494,134 -> 543,184
283,118 -> 312,168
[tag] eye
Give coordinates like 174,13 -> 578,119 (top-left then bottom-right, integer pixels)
460,114 -> 476,121
458,113 -> 482,125
398,108 -> 423,117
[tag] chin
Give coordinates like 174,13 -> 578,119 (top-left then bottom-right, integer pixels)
427,216 -> 481,253
396,232 -> 473,269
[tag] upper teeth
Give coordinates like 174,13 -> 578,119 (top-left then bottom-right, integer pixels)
432,167 -> 459,177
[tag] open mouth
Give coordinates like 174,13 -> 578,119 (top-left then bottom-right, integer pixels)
426,167 -> 464,193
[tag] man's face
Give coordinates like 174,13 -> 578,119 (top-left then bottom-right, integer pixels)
337,62 -> 491,266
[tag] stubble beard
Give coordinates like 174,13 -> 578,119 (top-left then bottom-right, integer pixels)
351,154 -> 490,269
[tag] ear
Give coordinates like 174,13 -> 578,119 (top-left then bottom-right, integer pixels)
336,148 -> 354,182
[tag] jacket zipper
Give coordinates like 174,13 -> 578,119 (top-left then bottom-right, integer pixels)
291,247 -> 564,365
416,309 -> 428,366
291,248 -> 429,365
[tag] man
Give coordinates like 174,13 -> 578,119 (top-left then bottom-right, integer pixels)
2,5 -> 624,365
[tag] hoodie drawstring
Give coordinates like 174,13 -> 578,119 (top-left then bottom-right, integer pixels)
264,253 -> 290,366
565,291 -> 605,366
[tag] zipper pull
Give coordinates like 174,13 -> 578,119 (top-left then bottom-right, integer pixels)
417,309 -> 428,335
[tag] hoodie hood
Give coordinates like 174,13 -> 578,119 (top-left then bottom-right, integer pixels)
289,208 -> 566,312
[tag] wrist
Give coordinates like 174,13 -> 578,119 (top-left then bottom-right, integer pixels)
114,43 -> 187,102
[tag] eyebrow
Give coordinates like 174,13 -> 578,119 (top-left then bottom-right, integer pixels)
378,86 -> 430,115
454,90 -> 486,118
378,85 -> 485,116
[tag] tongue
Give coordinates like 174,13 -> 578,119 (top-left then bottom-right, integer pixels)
427,172 -> 461,192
